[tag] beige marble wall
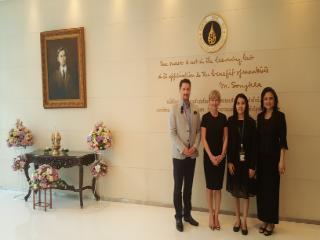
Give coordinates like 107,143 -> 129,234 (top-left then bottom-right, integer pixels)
0,0 -> 319,221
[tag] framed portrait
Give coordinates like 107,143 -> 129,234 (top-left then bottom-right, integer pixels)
40,27 -> 86,108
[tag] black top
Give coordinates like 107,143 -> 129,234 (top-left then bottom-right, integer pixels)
257,110 -> 288,157
227,116 -> 257,170
201,112 -> 227,156
226,116 -> 257,198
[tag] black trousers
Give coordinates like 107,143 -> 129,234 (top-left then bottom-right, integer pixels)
257,154 -> 280,224
173,157 -> 196,219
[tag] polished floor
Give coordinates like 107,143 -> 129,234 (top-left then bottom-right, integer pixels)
0,190 -> 319,240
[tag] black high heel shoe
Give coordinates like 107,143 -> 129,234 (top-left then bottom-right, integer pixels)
241,225 -> 248,235
264,224 -> 274,236
259,223 -> 267,233
233,220 -> 241,232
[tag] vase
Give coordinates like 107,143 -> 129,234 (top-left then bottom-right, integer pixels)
95,150 -> 106,161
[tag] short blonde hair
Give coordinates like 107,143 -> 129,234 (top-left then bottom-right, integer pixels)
209,90 -> 221,101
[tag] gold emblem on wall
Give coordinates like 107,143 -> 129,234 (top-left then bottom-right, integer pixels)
198,14 -> 227,53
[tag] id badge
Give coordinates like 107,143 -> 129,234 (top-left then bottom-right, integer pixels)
240,152 -> 246,162
239,144 -> 245,162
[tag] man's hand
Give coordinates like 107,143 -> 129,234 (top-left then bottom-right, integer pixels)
183,147 -> 196,157
187,147 -> 197,156
182,148 -> 189,156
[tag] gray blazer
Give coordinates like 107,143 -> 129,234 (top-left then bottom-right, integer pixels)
169,101 -> 201,159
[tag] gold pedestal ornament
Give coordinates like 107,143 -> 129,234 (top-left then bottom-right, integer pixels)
51,131 -> 61,155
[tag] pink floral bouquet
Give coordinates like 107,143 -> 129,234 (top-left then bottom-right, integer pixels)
87,121 -> 112,152
29,164 -> 60,191
91,160 -> 108,178
7,119 -> 33,148
12,155 -> 26,172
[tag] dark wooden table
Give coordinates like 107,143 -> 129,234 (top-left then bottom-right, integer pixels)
24,150 -> 100,208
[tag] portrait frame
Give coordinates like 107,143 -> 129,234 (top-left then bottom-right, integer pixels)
41,27 -> 86,108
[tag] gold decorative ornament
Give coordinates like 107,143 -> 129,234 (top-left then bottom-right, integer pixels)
198,14 -> 227,53
208,23 -> 217,45
51,131 -> 61,155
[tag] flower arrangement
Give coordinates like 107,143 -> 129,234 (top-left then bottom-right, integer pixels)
7,119 -> 33,148
91,160 -> 108,178
87,121 -> 112,152
12,155 -> 26,172
29,164 -> 60,191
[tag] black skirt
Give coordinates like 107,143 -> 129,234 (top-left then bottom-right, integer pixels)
256,154 -> 280,224
204,155 -> 225,190
227,161 -> 256,199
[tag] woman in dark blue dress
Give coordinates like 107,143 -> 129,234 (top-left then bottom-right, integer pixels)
201,90 -> 228,230
256,87 -> 288,236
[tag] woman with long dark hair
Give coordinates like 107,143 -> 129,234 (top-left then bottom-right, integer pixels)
256,87 -> 288,236
227,93 -> 257,235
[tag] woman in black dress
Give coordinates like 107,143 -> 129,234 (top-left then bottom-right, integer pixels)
257,87 -> 288,236
201,90 -> 228,230
226,93 -> 257,235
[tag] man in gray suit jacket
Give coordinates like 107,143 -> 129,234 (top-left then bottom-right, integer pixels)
169,79 -> 201,232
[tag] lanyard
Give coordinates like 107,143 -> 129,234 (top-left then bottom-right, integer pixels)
238,120 -> 245,147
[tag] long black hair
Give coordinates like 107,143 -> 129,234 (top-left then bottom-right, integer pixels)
260,87 -> 279,112
233,93 -> 250,119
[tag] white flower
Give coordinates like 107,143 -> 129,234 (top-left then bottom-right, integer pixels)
94,165 -> 101,172
47,168 -> 52,175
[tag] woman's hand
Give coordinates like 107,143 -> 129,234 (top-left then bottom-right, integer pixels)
228,163 -> 235,175
249,169 -> 255,178
215,153 -> 225,164
210,155 -> 219,166
279,159 -> 286,175
216,155 -> 222,163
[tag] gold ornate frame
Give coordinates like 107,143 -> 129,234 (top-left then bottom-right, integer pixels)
41,27 -> 86,108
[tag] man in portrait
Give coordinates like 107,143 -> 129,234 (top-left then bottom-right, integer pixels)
48,47 -> 79,100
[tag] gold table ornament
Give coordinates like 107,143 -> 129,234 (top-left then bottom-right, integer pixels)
51,131 -> 61,155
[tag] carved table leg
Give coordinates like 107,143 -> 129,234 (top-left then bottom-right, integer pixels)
79,165 -> 84,208
33,190 -> 35,209
92,177 -> 100,201
44,189 -> 47,212
50,188 -> 52,209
